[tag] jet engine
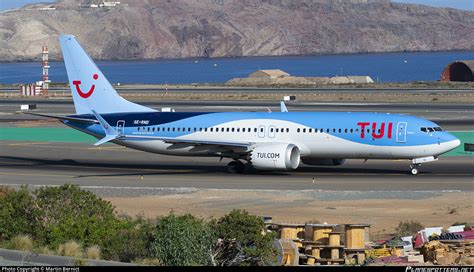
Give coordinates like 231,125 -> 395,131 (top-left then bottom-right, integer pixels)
250,143 -> 300,170
301,158 -> 346,166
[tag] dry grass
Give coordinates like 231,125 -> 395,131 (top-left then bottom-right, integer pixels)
10,235 -> 33,251
85,245 -> 101,260
134,258 -> 161,265
0,186 -> 11,198
37,246 -> 54,255
57,241 -> 83,257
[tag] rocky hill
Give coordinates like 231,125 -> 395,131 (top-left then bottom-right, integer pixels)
1,0 -> 473,61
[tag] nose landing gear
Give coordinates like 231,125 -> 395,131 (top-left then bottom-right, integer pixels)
409,156 -> 438,175
410,164 -> 419,175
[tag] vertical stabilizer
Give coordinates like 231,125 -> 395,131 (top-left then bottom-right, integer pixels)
59,35 -> 156,114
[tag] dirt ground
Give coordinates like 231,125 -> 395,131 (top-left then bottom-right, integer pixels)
106,190 -> 474,238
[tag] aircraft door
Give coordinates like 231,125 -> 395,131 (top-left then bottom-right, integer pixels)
117,120 -> 125,136
268,125 -> 276,138
396,122 -> 407,143
258,125 -> 266,138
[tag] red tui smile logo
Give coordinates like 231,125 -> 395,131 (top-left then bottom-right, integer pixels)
73,74 -> 98,98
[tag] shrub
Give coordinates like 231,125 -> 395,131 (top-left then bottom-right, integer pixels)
151,214 -> 216,266
33,184 -> 119,249
101,217 -> 154,262
0,186 -> 39,240
214,209 -> 277,266
86,245 -> 101,260
57,240 -> 82,257
395,220 -> 424,237
10,235 -> 33,251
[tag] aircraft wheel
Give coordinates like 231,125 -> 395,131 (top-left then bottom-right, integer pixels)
411,168 -> 419,175
227,161 -> 245,174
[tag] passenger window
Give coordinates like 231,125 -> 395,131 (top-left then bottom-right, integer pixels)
227,128 -> 230,132
260,128 -> 264,132
297,128 -> 301,133
204,128 -> 207,132
275,128 -> 279,133
210,128 -> 213,132
309,128 -> 312,133
237,128 -> 240,132
350,129 -> 353,133
344,129 -> 348,133
242,128 -> 246,132
303,128 -> 306,133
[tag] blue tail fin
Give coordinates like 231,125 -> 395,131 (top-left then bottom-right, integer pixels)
59,35 -> 156,114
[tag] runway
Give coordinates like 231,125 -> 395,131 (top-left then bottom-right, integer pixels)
0,141 -> 472,193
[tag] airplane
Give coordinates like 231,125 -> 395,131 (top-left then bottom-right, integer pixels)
28,35 -> 461,175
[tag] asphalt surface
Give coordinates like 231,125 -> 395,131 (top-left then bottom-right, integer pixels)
0,141 -> 472,193
1,99 -> 473,195
0,248 -> 133,266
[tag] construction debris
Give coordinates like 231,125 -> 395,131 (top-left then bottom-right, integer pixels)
421,240 -> 474,265
267,220 -> 474,266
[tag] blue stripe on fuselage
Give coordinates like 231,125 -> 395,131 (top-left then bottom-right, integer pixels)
68,111 -> 450,147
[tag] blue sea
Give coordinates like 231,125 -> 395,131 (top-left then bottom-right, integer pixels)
1,51 -> 473,84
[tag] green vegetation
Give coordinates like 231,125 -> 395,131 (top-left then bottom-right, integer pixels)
395,220 -> 424,237
0,185 -> 277,265
151,214 -> 214,266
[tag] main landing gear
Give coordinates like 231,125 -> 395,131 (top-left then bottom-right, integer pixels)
227,160 -> 246,174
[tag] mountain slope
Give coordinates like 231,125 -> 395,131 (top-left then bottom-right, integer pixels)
1,0 -> 473,61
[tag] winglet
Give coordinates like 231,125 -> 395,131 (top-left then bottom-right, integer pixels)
280,101 -> 288,112
91,110 -> 119,146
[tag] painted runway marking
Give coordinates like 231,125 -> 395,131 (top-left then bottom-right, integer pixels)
0,171 -> 472,182
0,183 -> 469,194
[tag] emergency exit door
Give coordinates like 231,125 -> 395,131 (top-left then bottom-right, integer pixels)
396,122 -> 407,143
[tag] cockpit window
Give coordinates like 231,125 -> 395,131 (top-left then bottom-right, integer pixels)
421,127 -> 443,133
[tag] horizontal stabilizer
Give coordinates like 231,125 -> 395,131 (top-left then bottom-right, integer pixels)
23,112 -> 98,124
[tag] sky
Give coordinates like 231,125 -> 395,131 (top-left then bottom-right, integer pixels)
0,0 -> 473,11
392,0 -> 473,10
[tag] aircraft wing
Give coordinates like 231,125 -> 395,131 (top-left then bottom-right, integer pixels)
123,135 -> 251,151
23,112 -> 98,124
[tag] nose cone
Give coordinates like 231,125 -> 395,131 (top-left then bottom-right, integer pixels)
439,132 -> 461,154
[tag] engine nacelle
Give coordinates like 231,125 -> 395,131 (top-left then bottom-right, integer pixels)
301,158 -> 346,166
250,143 -> 300,170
